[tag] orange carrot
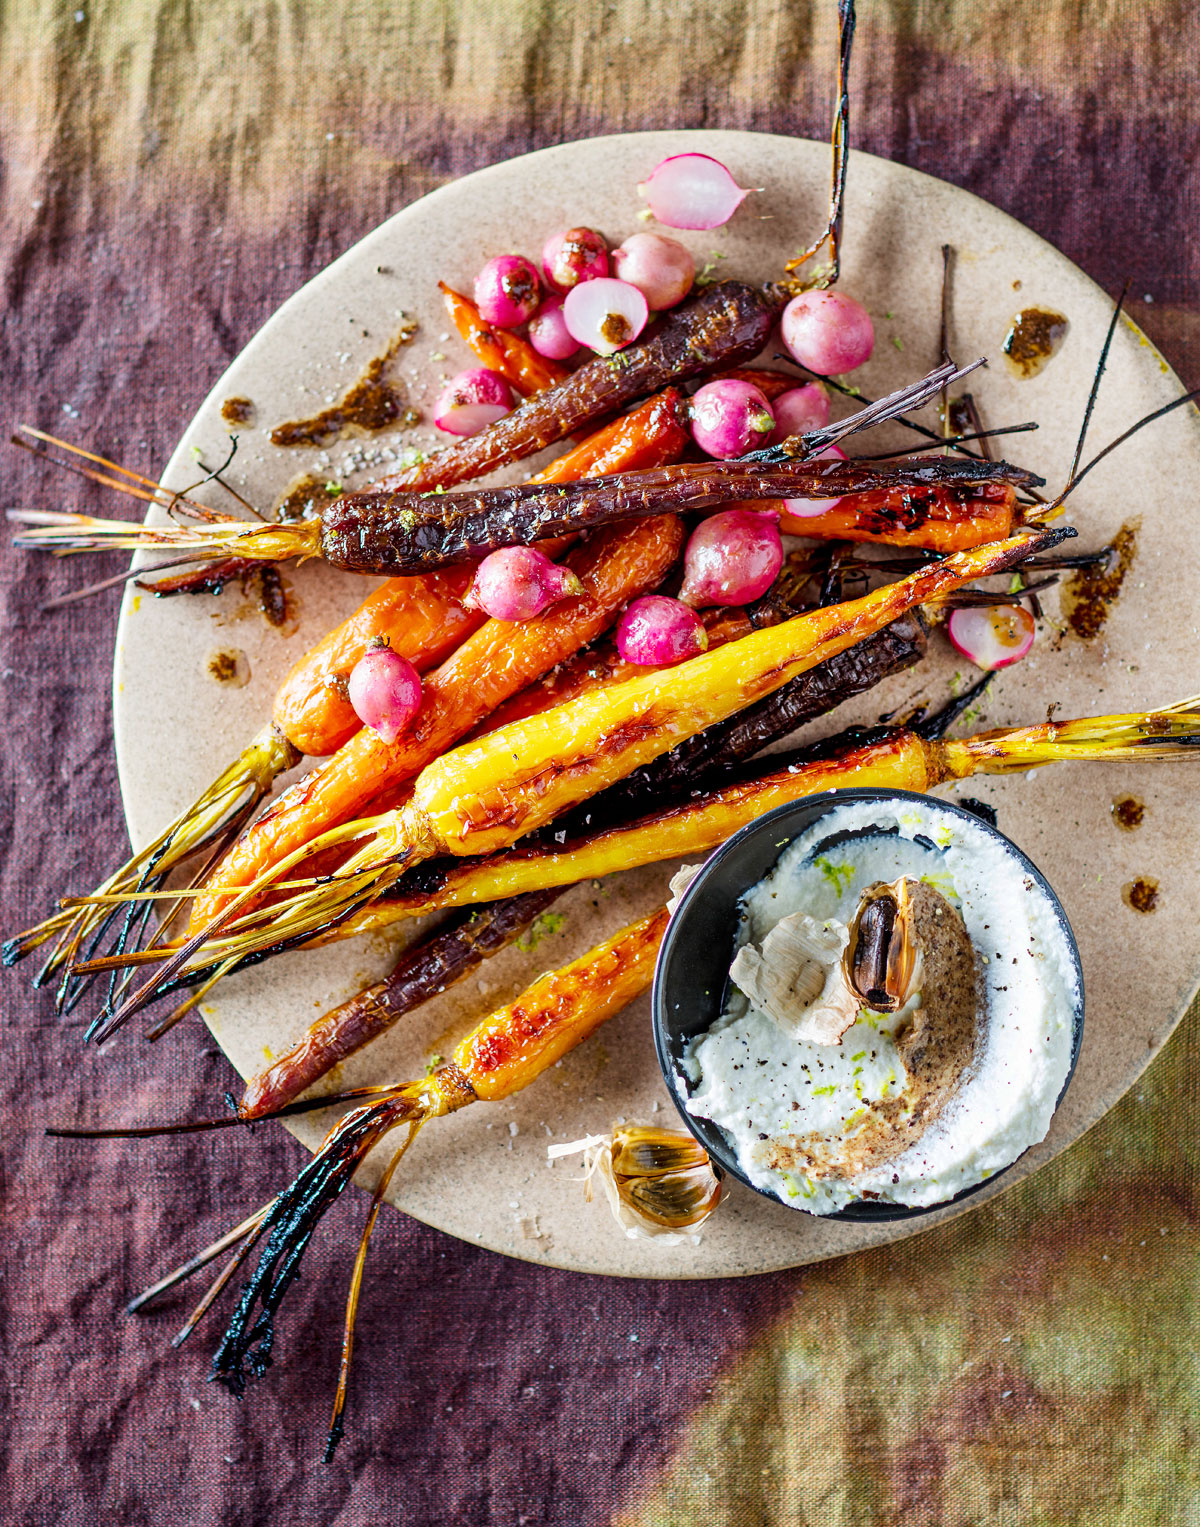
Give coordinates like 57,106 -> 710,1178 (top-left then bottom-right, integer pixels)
440,283 -> 570,396
187,510 -> 686,933
776,481 -> 1017,550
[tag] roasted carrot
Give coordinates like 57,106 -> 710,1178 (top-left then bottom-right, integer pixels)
96,526 -> 1069,1010
275,389 -> 689,754
6,391 -> 690,995
239,616 -> 926,1119
776,480 -> 1018,550
439,283 -> 570,395
371,280 -> 780,493
16,362 -> 1022,575
326,695 -> 1200,936
184,512 -> 685,934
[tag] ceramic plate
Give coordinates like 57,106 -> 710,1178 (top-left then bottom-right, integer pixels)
112,130 -> 1200,1277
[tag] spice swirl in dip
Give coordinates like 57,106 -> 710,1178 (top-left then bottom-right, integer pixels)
681,797 -> 1081,1215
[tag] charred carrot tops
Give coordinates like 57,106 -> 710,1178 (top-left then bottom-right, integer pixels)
185,513 -> 685,934
4,394 -> 689,992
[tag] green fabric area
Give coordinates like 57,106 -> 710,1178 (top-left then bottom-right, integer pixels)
619,990 -> 1200,1525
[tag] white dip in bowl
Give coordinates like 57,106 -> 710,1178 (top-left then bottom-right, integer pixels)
682,797 -> 1081,1215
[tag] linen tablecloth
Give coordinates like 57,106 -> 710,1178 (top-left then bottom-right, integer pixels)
3,3 -> 1198,1522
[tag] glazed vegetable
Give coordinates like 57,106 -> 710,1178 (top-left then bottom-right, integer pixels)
776,478 -> 1019,549
678,507 -> 783,607
95,527 -> 1069,1010
346,647 -> 423,742
239,615 -> 927,1118
182,513 -> 684,937
473,254 -> 541,328
14,362 -> 1026,574
781,288 -> 875,373
616,596 -> 709,666
5,394 -> 688,993
611,233 -> 695,310
466,546 -> 584,621
329,696 -> 1200,933
541,227 -> 609,291
947,602 -> 1037,670
526,295 -> 580,361
439,283 -> 570,394
689,378 -> 775,458
239,887 -> 569,1119
769,383 -> 831,442
1,559 -> 482,995
432,367 -> 514,435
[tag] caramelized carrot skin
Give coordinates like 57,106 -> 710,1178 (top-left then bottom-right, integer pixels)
187,514 -> 684,932
454,908 -> 670,1101
272,567 -> 481,756
440,283 -> 570,395
778,483 -> 1017,550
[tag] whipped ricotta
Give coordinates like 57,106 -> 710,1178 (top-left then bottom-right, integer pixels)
682,798 -> 1080,1214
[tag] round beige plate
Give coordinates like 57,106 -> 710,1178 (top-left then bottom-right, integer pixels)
113,131 -> 1200,1278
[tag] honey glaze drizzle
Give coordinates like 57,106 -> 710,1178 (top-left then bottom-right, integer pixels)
1122,876 -> 1159,913
1002,307 -> 1069,378
1059,520 -> 1139,639
1111,794 -> 1145,831
270,316 -> 421,447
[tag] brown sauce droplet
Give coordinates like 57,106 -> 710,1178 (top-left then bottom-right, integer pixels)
1111,794 -> 1145,831
207,647 -> 250,686
253,565 -> 294,631
270,317 -> 420,448
1002,307 -> 1068,378
274,473 -> 344,523
1122,876 -> 1159,913
221,396 -> 255,426
1059,520 -> 1138,639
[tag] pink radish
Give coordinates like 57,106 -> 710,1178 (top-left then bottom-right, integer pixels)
689,378 -> 775,459
946,604 -> 1037,671
466,547 -> 583,622
562,277 -> 649,355
433,368 -> 515,436
781,290 -> 875,374
679,508 -> 783,608
638,154 -> 749,230
541,227 -> 609,292
527,295 -> 581,360
347,644 -> 423,744
616,596 -> 709,666
611,233 -> 695,310
783,444 -> 847,519
473,254 -> 541,328
768,383 -> 830,445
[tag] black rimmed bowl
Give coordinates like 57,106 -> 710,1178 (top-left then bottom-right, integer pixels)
652,788 -> 1085,1222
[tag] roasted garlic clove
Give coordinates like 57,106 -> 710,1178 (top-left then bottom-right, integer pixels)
730,911 -> 858,1043
549,1123 -> 724,1243
609,1123 -> 710,1177
623,1163 -> 724,1229
843,878 -> 924,1013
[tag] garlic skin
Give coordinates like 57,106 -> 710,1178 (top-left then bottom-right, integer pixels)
729,911 -> 858,1044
